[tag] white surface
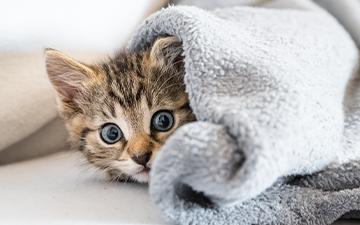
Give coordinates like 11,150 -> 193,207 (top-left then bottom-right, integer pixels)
0,0 -> 156,52
0,151 -> 357,225
0,151 -> 168,225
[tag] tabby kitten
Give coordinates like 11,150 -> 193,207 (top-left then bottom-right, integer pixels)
45,37 -> 195,182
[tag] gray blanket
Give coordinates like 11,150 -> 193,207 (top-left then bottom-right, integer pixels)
128,0 -> 360,224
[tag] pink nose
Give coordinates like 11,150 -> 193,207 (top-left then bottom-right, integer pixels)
131,152 -> 151,167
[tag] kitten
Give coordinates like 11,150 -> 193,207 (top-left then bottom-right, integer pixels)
45,36 -> 195,183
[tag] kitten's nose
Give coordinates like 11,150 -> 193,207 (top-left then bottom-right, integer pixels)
131,152 -> 151,167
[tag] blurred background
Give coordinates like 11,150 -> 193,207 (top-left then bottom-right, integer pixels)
0,0 -> 166,52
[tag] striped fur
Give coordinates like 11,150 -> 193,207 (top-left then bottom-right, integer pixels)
45,37 -> 195,182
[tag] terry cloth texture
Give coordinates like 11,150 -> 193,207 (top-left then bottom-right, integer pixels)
128,0 -> 360,224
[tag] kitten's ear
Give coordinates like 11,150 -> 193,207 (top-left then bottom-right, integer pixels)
150,36 -> 183,66
44,49 -> 94,103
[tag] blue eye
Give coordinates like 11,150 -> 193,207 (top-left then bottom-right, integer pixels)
151,110 -> 174,132
100,123 -> 123,144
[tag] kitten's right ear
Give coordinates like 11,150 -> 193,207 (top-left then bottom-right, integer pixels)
150,36 -> 183,66
44,49 -> 94,103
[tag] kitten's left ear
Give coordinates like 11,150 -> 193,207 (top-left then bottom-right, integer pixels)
150,36 -> 184,65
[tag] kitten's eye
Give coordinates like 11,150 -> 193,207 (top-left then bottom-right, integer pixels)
100,123 -> 123,144
151,110 -> 174,132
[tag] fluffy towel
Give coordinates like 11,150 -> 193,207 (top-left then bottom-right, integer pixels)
129,0 -> 360,224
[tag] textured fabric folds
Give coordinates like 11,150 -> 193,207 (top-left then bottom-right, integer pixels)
128,0 -> 360,224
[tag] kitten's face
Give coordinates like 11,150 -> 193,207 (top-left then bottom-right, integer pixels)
45,37 -> 195,182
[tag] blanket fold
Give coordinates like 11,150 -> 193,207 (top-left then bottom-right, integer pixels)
128,0 -> 360,224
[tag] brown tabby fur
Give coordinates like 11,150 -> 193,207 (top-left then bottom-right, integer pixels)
45,37 -> 195,182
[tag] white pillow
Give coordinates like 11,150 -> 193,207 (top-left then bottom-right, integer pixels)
0,51 -> 102,153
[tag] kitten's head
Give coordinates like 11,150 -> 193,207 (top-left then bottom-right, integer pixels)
45,37 -> 195,182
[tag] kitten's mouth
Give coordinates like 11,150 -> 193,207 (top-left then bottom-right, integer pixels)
138,167 -> 151,174
132,167 -> 151,183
